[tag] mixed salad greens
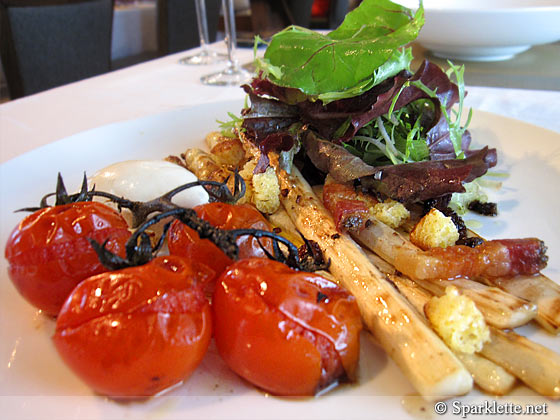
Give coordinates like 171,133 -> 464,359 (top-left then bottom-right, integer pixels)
228,0 -> 497,211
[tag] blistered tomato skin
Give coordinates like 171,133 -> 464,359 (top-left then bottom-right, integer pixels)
167,202 -> 274,293
53,255 -> 213,398
167,219 -> 232,293
212,258 -> 362,396
194,202 -> 273,259
4,202 -> 130,316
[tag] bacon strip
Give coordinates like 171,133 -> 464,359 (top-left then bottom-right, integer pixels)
322,183 -> 375,232
323,181 -> 548,279
395,239 -> 548,281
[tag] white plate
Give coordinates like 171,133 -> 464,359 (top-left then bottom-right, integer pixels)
397,0 -> 560,61
1,100 -> 559,419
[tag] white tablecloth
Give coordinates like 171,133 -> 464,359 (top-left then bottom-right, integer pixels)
1,45 -> 559,164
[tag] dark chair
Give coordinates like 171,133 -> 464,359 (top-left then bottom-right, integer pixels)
248,0 -> 350,39
249,0 -> 314,39
323,0 -> 350,29
157,0 -> 221,56
0,0 -> 114,99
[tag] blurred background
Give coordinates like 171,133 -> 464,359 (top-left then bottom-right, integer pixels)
1,0 -> 559,102
0,0 -> 361,101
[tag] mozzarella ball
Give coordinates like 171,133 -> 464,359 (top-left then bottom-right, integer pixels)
90,160 -> 209,226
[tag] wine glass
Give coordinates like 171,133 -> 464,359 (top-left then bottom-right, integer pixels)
200,0 -> 251,86
179,0 -> 226,65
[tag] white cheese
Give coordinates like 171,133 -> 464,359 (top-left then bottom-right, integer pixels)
90,160 -> 209,225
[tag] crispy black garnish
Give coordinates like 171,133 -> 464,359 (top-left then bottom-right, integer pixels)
456,237 -> 485,248
297,235 -> 330,272
468,200 -> 498,216
316,292 -> 328,303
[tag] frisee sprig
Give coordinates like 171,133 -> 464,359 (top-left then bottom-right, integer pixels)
218,111 -> 246,138
343,100 -> 431,166
408,61 -> 471,159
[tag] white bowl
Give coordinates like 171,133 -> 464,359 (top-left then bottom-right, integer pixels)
397,0 -> 560,61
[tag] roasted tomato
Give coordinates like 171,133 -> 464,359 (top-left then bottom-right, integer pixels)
168,202 -> 273,292
4,202 -> 130,316
212,258 -> 362,396
53,255 -> 213,398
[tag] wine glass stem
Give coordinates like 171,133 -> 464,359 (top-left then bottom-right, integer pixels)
222,0 -> 238,70
195,0 -> 210,54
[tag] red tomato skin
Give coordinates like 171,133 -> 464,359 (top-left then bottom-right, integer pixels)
194,202 -> 273,259
167,219 -> 232,293
212,258 -> 362,396
53,255 -> 212,398
4,202 -> 130,316
167,202 -> 274,294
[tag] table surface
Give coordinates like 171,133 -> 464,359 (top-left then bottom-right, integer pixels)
1,43 -> 559,165
411,41 -> 560,92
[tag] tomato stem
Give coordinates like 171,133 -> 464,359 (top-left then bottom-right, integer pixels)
21,172 -> 329,272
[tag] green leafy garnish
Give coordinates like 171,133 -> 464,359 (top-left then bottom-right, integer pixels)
318,48 -> 414,103
343,99 -> 432,165
449,178 -> 489,215
407,61 -> 471,158
218,112 -> 246,138
255,0 -> 424,101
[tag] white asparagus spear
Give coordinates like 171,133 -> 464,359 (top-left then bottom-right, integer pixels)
411,277 -> 536,329
388,274 -> 517,396
390,273 -> 560,398
183,148 -> 233,183
266,206 -> 336,283
278,167 -> 472,400
455,353 -> 517,396
480,329 -> 560,399
481,274 -> 560,335
355,215 -> 554,332
266,205 -> 304,247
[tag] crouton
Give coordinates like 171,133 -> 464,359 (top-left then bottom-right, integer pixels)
425,286 -> 490,354
372,199 -> 410,229
252,167 -> 281,214
410,208 -> 459,250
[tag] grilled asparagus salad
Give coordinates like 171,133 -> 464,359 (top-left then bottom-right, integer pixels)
180,0 -> 559,400
6,0 -> 558,405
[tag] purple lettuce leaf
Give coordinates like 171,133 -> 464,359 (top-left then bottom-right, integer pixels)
303,131 -> 378,182
303,129 -> 496,203
361,147 -> 497,202
245,61 -> 471,160
241,93 -> 299,141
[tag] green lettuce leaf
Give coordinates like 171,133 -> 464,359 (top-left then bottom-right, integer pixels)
258,0 -> 424,99
317,48 -> 414,103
